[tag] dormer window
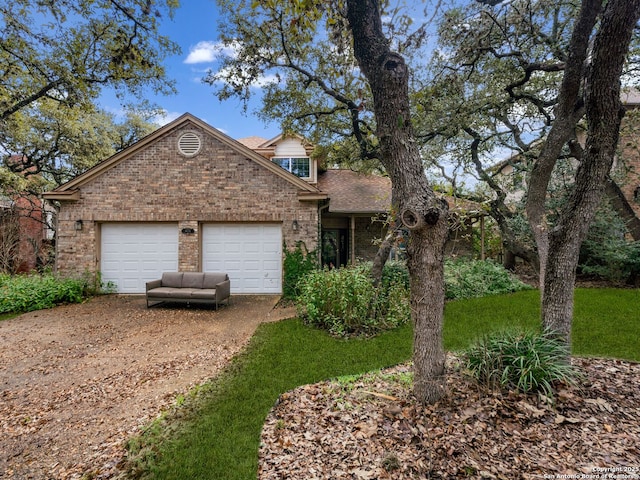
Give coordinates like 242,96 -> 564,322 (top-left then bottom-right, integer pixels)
272,157 -> 311,179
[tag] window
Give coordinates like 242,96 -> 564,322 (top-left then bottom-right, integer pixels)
272,157 -> 311,178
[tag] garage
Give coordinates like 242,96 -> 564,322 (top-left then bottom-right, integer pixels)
202,223 -> 282,294
101,223 -> 179,293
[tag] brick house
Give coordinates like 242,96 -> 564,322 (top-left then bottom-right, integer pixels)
43,113 -> 408,293
1,157 -> 52,273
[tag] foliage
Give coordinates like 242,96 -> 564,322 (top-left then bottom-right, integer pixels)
464,329 -> 582,397
380,260 -> 410,290
282,242 -> 319,300
296,259 -> 530,334
580,202 -> 640,283
211,0 -> 431,164
0,0 -> 179,123
444,258 -> 532,300
0,271 -> 107,313
1,105 -> 158,187
297,263 -> 410,337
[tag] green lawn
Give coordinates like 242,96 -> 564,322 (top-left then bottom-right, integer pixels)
125,288 -> 639,479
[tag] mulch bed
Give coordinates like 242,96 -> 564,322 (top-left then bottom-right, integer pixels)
259,356 -> 640,479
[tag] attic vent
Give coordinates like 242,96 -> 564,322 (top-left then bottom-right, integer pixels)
178,132 -> 202,157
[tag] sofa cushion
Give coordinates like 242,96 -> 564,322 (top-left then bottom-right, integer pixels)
182,272 -> 204,289
162,272 -> 183,288
203,272 -> 228,289
147,287 -> 182,298
190,289 -> 217,300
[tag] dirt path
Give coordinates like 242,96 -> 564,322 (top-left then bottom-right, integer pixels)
0,294 -> 292,479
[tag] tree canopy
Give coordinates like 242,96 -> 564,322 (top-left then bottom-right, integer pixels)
0,0 -> 180,122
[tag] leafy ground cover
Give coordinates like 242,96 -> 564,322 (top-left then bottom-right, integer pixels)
0,272 -> 95,314
124,288 -> 639,479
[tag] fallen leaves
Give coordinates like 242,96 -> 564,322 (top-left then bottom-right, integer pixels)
259,356 -> 640,479
0,295 -> 267,479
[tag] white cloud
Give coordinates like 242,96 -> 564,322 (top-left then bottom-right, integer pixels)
184,41 -> 219,64
154,110 -> 182,126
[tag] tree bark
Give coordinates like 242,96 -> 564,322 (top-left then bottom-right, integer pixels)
540,0 -> 640,342
346,0 -> 449,404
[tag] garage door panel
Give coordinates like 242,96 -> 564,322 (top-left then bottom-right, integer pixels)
101,223 -> 178,294
202,224 -> 282,294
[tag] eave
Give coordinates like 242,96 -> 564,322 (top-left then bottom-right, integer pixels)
42,190 -> 80,201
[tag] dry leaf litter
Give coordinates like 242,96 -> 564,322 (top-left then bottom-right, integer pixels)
259,356 -> 639,479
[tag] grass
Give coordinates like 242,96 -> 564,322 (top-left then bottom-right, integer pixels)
127,319 -> 413,479
126,288 -> 639,479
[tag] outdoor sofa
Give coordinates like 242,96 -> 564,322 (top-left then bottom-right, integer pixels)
145,272 -> 231,308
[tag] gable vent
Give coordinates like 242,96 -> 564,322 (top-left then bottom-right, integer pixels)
178,132 -> 202,157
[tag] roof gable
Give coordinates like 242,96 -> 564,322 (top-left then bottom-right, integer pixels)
44,113 -> 320,199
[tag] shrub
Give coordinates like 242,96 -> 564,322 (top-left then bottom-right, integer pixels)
579,198 -> 640,284
297,263 -> 410,337
282,242 -> 319,300
381,260 -> 409,290
464,329 -> 582,397
0,272 -> 94,314
444,258 -> 531,300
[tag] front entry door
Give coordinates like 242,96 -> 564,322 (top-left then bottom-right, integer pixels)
321,229 -> 348,268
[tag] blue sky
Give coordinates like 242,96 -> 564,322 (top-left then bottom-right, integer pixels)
101,0 -> 281,141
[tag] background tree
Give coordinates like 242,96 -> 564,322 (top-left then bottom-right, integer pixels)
533,0 -> 640,342
0,0 -> 179,122
420,0 -> 640,276
2,103 -> 158,187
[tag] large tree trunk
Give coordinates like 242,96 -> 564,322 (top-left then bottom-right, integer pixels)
539,0 -> 640,342
347,0 -> 449,404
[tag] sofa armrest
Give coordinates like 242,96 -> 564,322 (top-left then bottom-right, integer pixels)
215,279 -> 231,301
146,279 -> 162,292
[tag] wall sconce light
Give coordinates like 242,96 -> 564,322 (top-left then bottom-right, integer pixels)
74,219 -> 83,231
292,220 -> 299,232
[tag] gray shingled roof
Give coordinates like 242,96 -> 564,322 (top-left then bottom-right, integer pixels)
317,169 -> 391,213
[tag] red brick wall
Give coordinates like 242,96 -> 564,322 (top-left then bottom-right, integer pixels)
54,122 -> 319,277
14,195 -> 44,272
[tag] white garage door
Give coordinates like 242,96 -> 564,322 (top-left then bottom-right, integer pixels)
202,223 -> 282,294
101,223 -> 179,293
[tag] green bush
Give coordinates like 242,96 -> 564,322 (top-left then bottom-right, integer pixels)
464,329 -> 582,397
381,260 -> 410,290
282,242 -> 319,300
0,272 -> 94,314
297,263 -> 410,337
444,258 -> 531,300
579,198 -> 640,284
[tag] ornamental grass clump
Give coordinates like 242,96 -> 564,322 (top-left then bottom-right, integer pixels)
297,263 -> 410,337
464,329 -> 582,397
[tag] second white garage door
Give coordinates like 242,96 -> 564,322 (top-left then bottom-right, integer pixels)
202,224 -> 282,294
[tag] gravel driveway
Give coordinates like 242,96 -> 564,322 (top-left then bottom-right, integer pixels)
0,294 -> 292,479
